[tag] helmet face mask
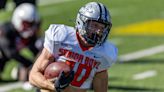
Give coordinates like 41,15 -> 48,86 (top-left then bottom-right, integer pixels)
20,21 -> 39,38
76,2 -> 112,45
84,20 -> 110,45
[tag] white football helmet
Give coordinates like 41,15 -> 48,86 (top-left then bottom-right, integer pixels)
11,3 -> 40,38
76,2 -> 112,45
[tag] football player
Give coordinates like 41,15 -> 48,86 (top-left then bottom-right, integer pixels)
29,2 -> 118,92
0,3 -> 42,81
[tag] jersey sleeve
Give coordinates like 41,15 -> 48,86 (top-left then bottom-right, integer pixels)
43,24 -> 67,54
96,42 -> 118,72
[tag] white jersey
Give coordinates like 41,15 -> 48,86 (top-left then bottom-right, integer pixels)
44,24 -> 118,89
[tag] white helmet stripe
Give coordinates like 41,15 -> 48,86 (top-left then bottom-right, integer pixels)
97,3 -> 102,20
97,3 -> 108,24
104,6 -> 108,23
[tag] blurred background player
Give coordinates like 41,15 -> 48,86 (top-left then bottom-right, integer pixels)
0,3 -> 43,82
29,2 -> 117,92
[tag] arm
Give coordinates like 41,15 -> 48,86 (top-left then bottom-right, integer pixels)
93,70 -> 108,92
29,48 -> 56,91
12,53 -> 33,67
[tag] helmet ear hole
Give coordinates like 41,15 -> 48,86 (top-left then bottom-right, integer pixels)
77,21 -> 80,25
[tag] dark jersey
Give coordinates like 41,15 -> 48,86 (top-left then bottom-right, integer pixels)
0,22 -> 42,71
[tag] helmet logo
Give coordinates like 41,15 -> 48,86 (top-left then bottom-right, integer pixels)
85,5 -> 94,13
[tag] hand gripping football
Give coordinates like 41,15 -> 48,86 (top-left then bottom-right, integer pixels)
44,61 -> 71,80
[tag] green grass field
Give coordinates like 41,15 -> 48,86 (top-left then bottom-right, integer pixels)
0,0 -> 164,92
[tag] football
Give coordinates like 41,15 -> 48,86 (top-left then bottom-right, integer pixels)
44,61 -> 70,79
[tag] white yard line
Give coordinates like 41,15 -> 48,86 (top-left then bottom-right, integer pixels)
118,44 -> 164,62
133,70 -> 157,80
0,82 -> 23,92
0,82 -> 33,92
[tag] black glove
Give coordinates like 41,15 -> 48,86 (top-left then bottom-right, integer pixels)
55,70 -> 74,92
